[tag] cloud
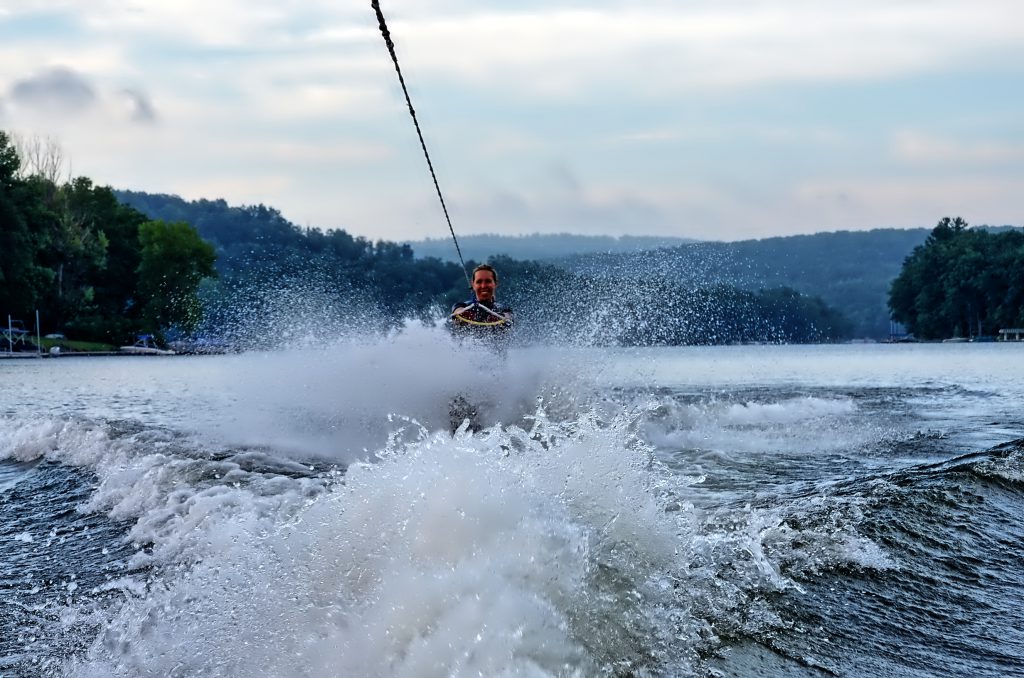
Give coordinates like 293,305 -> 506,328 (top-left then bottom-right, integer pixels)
8,67 -> 96,114
1,0 -> 1021,244
790,175 -> 1024,231
121,88 -> 157,123
12,2 -> 1024,102
3,66 -> 160,126
893,130 -> 1024,166
260,140 -> 392,164
604,124 -> 848,150
379,1 -> 1024,98
448,182 -> 674,237
543,162 -> 581,197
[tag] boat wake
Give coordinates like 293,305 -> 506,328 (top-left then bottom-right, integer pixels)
0,394 -> 851,677
2,336 -> 972,677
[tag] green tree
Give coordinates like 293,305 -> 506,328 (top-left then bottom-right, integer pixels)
0,131 -> 19,187
137,220 -> 217,334
35,176 -> 110,331
889,217 -> 1024,339
59,179 -> 149,340
988,231 -> 1024,329
0,133 -> 56,322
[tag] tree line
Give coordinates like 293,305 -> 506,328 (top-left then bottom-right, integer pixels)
119,191 -> 852,346
558,228 -> 938,338
889,217 -> 1024,339
0,132 -> 216,344
2,129 -> 854,348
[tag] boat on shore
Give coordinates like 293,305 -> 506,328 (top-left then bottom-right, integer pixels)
120,335 -> 175,356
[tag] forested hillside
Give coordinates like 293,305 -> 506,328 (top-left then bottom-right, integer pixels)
558,229 -> 935,338
408,228 -> 969,337
116,190 -> 852,345
115,190 -> 467,344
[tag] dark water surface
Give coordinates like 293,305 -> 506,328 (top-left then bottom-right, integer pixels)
2,337 -> 1023,676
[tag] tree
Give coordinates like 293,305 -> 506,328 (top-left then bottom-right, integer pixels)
0,134 -> 57,321
889,217 -> 1024,339
0,131 -> 19,189
52,179 -> 152,341
12,133 -> 71,184
137,220 -> 217,334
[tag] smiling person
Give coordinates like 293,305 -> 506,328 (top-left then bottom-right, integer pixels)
447,264 -> 514,433
448,264 -> 513,338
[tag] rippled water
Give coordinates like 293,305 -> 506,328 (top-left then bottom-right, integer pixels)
2,333 -> 1023,677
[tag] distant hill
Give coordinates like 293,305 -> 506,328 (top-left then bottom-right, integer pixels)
556,229 -> 938,338
404,233 -> 696,262
111,190 -> 853,344
407,230 -> 939,337
113,189 -> 1017,341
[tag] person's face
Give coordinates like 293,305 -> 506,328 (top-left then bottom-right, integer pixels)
473,270 -> 497,302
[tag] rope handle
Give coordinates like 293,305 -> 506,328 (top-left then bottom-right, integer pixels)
450,303 -> 512,326
451,316 -> 511,328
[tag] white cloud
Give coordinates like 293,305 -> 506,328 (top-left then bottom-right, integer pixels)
893,131 -> 1024,166
451,127 -> 548,157
9,2 -> 1024,97
260,140 -> 392,164
790,175 -> 1023,231
395,171 -> 1024,241
77,2 -> 294,49
255,83 -> 394,121
2,0 -> 1022,242
170,174 -> 295,204
0,44 -> 128,81
602,124 -> 847,148
381,2 -> 1024,97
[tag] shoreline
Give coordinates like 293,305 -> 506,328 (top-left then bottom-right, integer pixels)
0,351 -> 178,359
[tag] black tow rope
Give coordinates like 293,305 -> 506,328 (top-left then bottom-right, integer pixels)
370,0 -> 473,291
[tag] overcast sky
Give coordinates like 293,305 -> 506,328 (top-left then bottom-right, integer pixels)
1,1 -> 1022,241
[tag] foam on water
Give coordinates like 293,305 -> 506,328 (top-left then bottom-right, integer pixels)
25,411 -> 693,676
716,397 -> 856,426
641,394 -> 874,457
185,324 -> 574,461
0,401 -> 836,676
1,338 -> 932,676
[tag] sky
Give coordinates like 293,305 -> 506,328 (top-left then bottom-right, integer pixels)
1,0 -> 1022,242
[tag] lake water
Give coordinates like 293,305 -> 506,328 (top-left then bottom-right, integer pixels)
2,332 -> 1023,677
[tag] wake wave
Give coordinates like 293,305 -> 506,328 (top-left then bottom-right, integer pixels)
0,338 -> 916,677
0,403 -> 844,677
21,411 -> 691,676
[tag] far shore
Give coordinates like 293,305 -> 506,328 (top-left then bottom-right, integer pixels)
4,338 -> 1023,361
0,351 -> 177,359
